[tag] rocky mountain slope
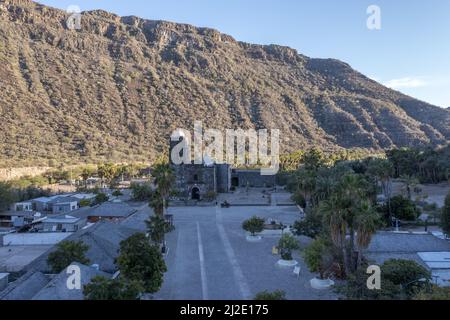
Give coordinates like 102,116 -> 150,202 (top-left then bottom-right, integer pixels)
0,0 -> 449,167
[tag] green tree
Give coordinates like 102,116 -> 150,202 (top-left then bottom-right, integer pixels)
130,182 -> 153,201
319,174 -> 380,274
354,201 -> 380,264
0,182 -> 16,212
254,290 -> 286,300
94,192 -> 109,205
302,147 -> 326,171
367,158 -> 393,217
381,259 -> 431,298
149,190 -> 165,216
242,216 -> 265,236
383,195 -> 419,221
47,240 -> 90,273
338,259 -> 430,300
337,264 -> 401,300
151,163 -> 175,216
83,276 -> 144,300
303,237 -> 332,279
414,285 -> 450,300
293,212 -> 323,239
124,164 -> 140,179
441,191 -> 450,235
292,168 -> 316,210
291,192 -> 306,208
115,165 -> 127,182
79,199 -> 91,207
148,189 -> 172,248
279,150 -> 304,171
146,215 -> 172,245
116,233 -> 167,293
278,234 -> 299,260
97,163 -> 116,188
80,167 -> 95,189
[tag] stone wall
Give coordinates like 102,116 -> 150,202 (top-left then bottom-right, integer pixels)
233,170 -> 276,188
173,164 -> 216,199
216,164 -> 231,193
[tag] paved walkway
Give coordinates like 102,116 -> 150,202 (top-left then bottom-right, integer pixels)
151,205 -> 336,300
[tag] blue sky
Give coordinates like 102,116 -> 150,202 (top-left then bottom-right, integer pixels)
37,0 -> 450,108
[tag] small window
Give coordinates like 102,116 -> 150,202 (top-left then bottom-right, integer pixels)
193,174 -> 198,181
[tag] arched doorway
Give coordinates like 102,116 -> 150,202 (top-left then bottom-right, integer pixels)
191,187 -> 200,200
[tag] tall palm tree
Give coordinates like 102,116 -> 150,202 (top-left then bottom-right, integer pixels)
152,163 -> 175,216
81,168 -> 94,189
399,175 -> 419,200
368,159 -> 393,218
148,164 -> 174,253
149,190 -> 164,217
145,215 -> 168,246
294,168 -> 316,211
314,175 -> 334,205
320,174 -> 379,274
354,200 -> 379,266
319,194 -> 353,274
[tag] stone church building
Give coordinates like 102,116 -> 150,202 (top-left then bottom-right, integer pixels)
170,134 -> 276,200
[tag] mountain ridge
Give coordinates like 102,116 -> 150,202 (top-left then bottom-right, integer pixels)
0,0 -> 449,167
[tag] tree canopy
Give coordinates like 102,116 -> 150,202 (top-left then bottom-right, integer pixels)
83,276 -> 144,300
47,240 -> 90,273
242,216 -> 265,236
116,233 -> 167,293
442,191 -> 450,235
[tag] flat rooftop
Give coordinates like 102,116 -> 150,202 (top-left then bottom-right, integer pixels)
0,245 -> 52,272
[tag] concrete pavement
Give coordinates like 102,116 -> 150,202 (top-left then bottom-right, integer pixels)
147,205 -> 336,300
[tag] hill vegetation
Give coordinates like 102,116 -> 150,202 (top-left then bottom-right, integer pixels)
0,0 -> 449,168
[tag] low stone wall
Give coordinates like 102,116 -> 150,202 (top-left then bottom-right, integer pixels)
0,167 -> 50,181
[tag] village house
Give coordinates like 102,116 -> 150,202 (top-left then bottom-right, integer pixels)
49,197 -> 79,214
85,202 -> 137,223
41,216 -> 85,233
0,211 -> 45,229
10,202 -> 33,212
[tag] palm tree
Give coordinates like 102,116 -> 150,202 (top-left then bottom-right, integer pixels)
149,191 -> 165,217
97,163 -> 117,189
148,164 -> 175,253
81,168 -> 94,189
146,215 -> 168,246
146,191 -> 166,251
294,168 -> 316,211
368,158 -> 393,218
313,175 -> 334,205
97,165 -> 106,188
152,163 -> 175,216
399,175 -> 419,200
354,200 -> 379,266
320,174 -> 379,274
319,196 -> 348,268
302,147 -> 326,171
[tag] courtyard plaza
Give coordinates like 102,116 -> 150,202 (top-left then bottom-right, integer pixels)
122,198 -> 337,300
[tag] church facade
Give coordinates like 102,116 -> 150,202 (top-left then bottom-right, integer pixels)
170,134 -> 276,200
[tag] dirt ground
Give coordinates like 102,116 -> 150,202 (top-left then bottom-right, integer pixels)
392,181 -> 450,208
